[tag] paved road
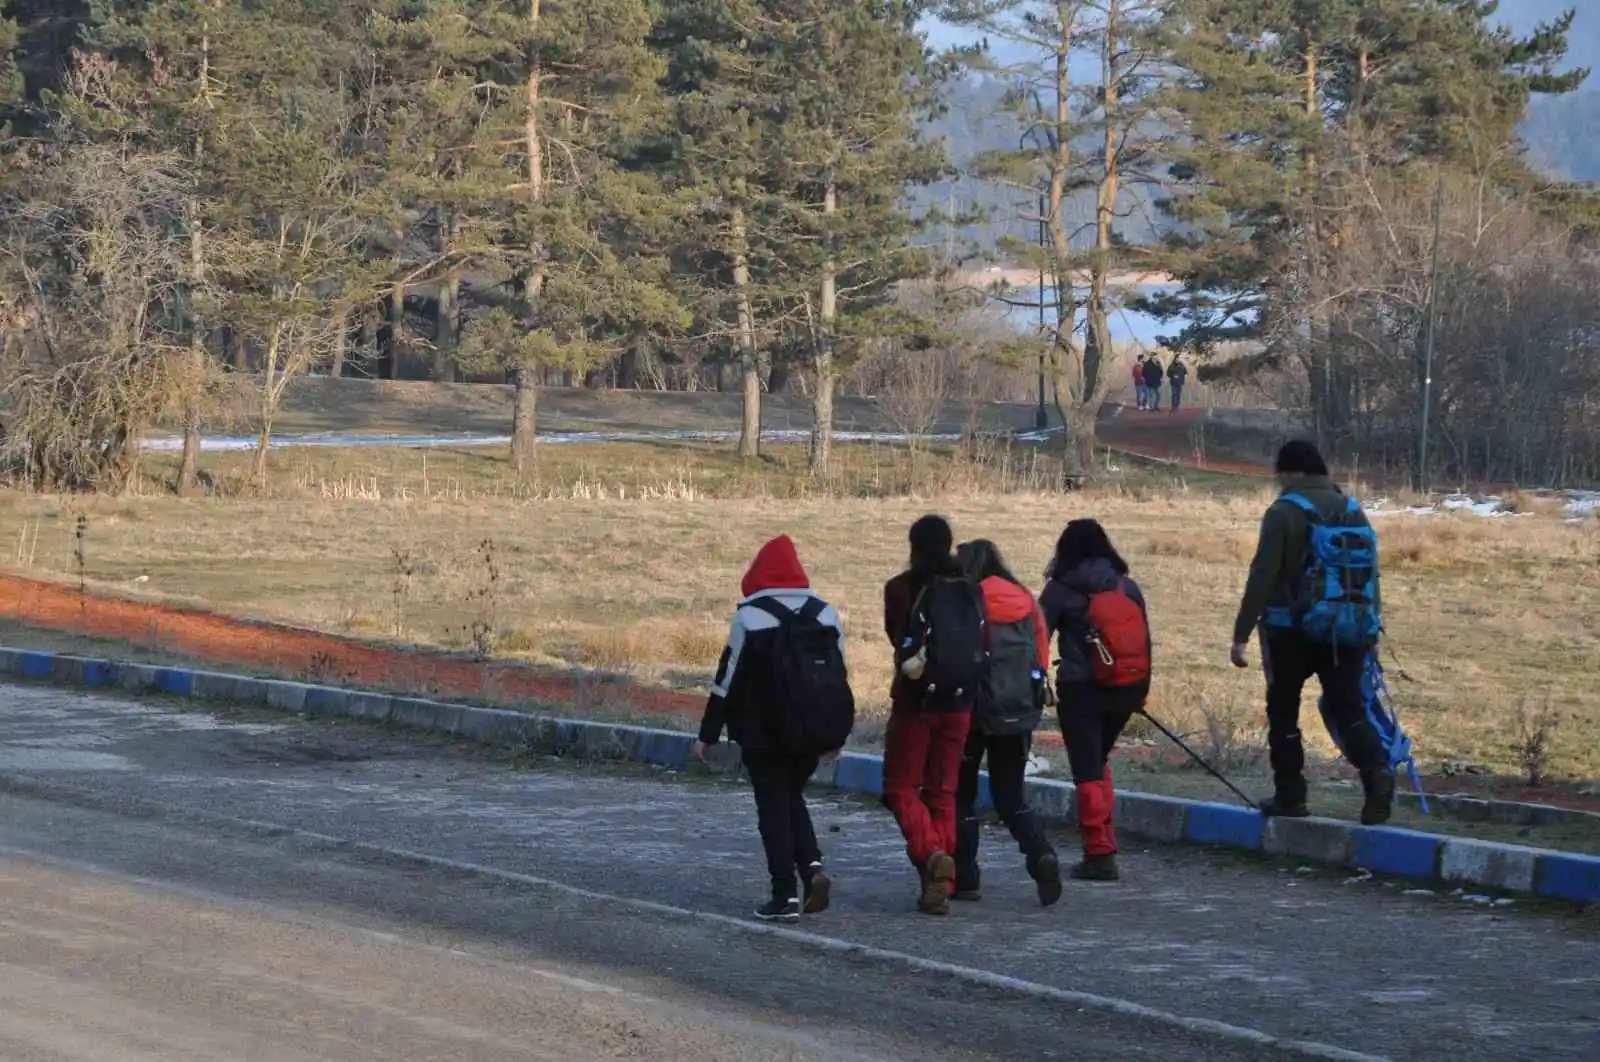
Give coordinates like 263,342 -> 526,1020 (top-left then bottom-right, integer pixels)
0,684 -> 1595,1062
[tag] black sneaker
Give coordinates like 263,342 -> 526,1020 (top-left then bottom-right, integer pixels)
1030,851 -> 1063,907
1361,770 -> 1397,826
953,866 -> 982,902
1258,796 -> 1311,819
802,863 -> 831,915
756,896 -> 801,922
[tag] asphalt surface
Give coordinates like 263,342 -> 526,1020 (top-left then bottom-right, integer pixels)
0,684 -> 1595,1062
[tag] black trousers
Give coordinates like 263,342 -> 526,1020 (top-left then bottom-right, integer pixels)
955,729 -> 1051,888
1057,682 -> 1143,783
1262,632 -> 1385,804
743,748 -> 821,898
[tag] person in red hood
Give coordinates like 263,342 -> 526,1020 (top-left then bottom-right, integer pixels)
952,540 -> 1062,906
695,535 -> 851,923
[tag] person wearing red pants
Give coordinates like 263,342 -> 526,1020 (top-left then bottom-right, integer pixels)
1040,519 -> 1151,881
883,515 -> 984,915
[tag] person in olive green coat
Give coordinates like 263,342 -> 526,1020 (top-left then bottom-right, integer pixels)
1230,440 -> 1394,825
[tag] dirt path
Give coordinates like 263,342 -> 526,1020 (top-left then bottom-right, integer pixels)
1097,404 -> 1274,477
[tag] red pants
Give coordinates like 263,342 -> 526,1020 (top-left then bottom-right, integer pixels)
883,708 -> 972,867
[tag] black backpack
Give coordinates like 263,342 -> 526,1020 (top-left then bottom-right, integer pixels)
903,576 -> 989,708
977,613 -> 1044,735
746,597 -> 856,755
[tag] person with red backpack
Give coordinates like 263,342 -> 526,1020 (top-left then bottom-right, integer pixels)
1040,519 -> 1151,882
883,515 -> 986,916
951,539 -> 1062,907
695,535 -> 855,923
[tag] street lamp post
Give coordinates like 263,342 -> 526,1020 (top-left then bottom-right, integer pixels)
1021,123 -> 1050,431
1037,190 -> 1048,430
1418,176 -> 1443,494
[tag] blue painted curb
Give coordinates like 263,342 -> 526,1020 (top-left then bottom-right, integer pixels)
3,645 -> 1597,905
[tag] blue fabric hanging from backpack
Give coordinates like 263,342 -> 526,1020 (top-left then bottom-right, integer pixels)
1277,493 -> 1382,649
1318,651 -> 1429,813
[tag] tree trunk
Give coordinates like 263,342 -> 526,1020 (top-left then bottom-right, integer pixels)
380,283 -> 405,380
1047,30 -> 1089,473
179,5 -> 212,498
510,0 -> 545,473
731,204 -> 761,458
253,331 -> 281,488
511,355 -> 539,474
434,270 -> 459,382
809,181 -> 838,474
178,358 -> 203,497
1084,0 -> 1121,410
329,307 -> 347,379
767,363 -> 791,394
359,308 -> 376,376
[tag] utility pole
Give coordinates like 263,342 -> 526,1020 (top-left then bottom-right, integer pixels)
1037,189 -> 1048,430
1418,175 -> 1443,494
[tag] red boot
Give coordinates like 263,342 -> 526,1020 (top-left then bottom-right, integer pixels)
1100,765 -> 1119,855
1072,777 -> 1121,882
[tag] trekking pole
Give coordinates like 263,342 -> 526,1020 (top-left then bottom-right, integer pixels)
1138,709 -> 1259,810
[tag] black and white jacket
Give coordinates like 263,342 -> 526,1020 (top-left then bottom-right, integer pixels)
698,588 -> 846,751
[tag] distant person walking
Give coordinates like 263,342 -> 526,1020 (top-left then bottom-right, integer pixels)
1040,520 -> 1151,882
951,539 -> 1062,907
883,516 -> 986,915
1132,357 -> 1149,410
1167,356 -> 1189,412
696,535 -> 855,922
1230,440 -> 1394,826
1141,355 -> 1164,411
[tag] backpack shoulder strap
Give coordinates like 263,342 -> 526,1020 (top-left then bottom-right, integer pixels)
1279,491 -> 1317,515
745,597 -> 795,624
796,597 -> 827,623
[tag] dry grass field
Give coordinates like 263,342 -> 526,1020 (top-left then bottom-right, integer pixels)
3,439 -> 1597,796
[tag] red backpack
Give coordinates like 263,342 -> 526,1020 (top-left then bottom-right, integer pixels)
1085,580 -> 1151,687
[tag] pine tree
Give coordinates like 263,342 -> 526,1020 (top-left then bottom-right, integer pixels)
651,0 -> 783,458
1141,0 -> 1587,360
754,0 -> 949,472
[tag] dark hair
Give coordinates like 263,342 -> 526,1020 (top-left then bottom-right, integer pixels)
1274,439 -> 1329,477
908,514 -> 954,573
955,538 -> 1022,587
1051,519 -> 1129,578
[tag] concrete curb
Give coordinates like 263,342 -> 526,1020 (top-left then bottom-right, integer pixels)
3,646 -> 1596,905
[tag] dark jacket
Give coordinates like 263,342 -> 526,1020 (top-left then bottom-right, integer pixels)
1141,359 -> 1163,387
699,535 -> 845,750
883,559 -> 967,713
1168,360 -> 1188,387
1232,474 -> 1381,644
1040,559 -> 1149,688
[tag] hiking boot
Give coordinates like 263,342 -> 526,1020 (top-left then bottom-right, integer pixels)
1070,854 -> 1120,882
756,896 -> 801,923
953,865 -> 981,902
1361,770 -> 1397,826
802,863 -> 831,915
1029,851 -> 1063,907
1257,796 -> 1311,819
919,852 -> 954,915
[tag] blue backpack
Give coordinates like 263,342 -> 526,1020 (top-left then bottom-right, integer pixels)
1319,651 -> 1429,812
1276,492 -> 1382,648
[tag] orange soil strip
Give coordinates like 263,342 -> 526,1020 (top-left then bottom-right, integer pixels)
0,571 -> 1074,750
0,572 -> 704,724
